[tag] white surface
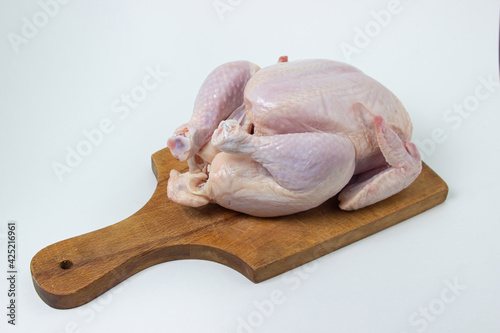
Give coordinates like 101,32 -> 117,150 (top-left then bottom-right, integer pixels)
1,0 -> 499,332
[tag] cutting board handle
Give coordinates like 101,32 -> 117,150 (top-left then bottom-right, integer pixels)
30,151 -> 192,309
29,204 -> 186,309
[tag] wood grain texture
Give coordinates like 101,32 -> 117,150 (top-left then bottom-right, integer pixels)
31,148 -> 448,309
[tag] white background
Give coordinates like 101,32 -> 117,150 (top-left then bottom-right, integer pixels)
1,0 -> 499,332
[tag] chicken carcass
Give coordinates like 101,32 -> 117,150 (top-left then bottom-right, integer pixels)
167,58 -> 421,217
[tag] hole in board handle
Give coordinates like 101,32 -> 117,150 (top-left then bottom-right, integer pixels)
59,260 -> 74,270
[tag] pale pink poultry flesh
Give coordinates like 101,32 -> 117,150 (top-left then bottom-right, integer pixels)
167,58 -> 422,217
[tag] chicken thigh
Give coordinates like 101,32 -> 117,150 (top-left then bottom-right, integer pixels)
167,58 -> 421,217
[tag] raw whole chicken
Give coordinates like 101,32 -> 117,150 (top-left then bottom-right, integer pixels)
166,57 -> 421,217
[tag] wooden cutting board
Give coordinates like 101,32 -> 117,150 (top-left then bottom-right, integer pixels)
31,148 -> 448,309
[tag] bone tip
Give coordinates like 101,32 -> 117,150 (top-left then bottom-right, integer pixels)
167,136 -> 191,160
